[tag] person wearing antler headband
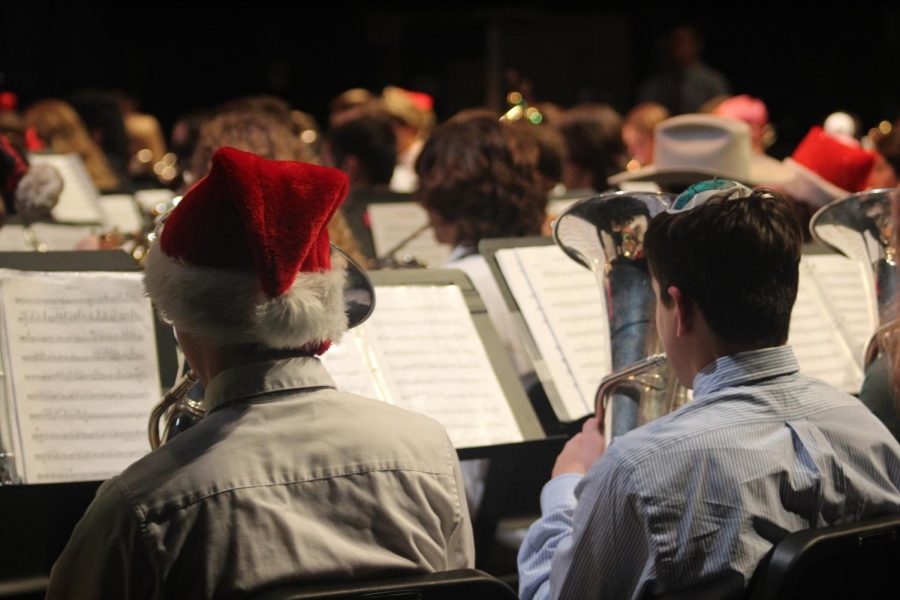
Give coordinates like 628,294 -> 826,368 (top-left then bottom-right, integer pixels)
47,147 -> 474,599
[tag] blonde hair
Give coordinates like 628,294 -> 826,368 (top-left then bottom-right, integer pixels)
23,99 -> 120,192
624,102 -> 670,137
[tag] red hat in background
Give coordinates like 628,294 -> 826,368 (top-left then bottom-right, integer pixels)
714,95 -> 769,129
143,147 -> 353,352
0,92 -> 18,112
782,126 -> 876,208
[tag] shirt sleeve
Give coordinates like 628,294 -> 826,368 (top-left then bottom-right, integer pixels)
553,454 -> 653,599
46,477 -> 157,600
518,454 -> 654,600
517,473 -> 582,600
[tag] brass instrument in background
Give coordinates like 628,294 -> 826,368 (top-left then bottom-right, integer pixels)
553,191 -> 691,439
810,188 -> 900,368
93,194 -> 182,265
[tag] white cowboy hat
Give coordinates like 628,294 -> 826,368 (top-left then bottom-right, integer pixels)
609,114 -> 792,187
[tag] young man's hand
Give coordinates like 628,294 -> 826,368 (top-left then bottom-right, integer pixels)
552,416 -> 606,477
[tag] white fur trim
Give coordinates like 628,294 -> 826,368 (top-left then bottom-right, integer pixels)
143,241 -> 348,349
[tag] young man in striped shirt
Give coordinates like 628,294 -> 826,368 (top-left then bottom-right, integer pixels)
518,181 -> 900,599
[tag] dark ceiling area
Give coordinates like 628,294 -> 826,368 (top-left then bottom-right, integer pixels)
2,2 -> 899,156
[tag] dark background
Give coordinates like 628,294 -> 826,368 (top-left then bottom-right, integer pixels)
2,2 -> 899,157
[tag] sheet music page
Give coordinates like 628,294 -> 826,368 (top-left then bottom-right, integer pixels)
99,194 -> 144,233
361,285 -> 522,448
27,153 -> 104,224
0,224 -> 89,252
788,254 -> 877,393
367,203 -> 452,267
319,331 -> 382,400
0,271 -> 160,483
496,245 -> 611,420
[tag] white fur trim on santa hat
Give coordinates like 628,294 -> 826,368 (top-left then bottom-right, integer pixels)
143,241 -> 348,349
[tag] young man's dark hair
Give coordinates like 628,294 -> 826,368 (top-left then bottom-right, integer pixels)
645,187 -> 801,348
328,114 -> 397,186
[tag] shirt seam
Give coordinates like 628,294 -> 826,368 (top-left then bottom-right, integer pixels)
111,477 -> 163,588
137,463 -> 457,519
618,399 -> 864,471
442,431 -> 464,569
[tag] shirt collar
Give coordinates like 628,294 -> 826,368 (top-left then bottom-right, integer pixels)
205,356 -> 336,413
448,244 -> 477,262
692,345 -> 800,398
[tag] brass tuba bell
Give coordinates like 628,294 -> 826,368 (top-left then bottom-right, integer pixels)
553,191 -> 691,439
810,187 -> 899,367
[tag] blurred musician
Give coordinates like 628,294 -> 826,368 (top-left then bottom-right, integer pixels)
46,147 -> 473,599
415,111 -> 547,515
416,111 -> 546,378
518,180 -> 900,599
324,112 -> 404,262
556,103 -> 626,195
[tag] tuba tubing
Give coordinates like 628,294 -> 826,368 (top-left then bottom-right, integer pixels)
148,370 -> 200,450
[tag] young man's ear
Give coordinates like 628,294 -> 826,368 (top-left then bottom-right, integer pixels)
667,285 -> 693,337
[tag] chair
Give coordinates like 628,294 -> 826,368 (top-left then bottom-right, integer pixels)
748,513 -> 900,599
251,568 -> 519,600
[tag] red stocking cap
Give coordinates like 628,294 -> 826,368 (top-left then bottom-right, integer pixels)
145,147 -> 352,350
791,127 -> 875,194
161,147 -> 347,297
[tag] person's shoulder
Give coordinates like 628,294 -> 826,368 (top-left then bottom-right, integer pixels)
319,389 -> 459,467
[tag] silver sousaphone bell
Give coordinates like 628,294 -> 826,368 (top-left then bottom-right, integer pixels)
552,191 -> 691,439
810,187 -> 899,366
148,245 -> 376,450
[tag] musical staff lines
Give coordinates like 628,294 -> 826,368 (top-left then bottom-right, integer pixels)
16,307 -> 145,324
22,348 -> 146,363
0,270 -> 161,484
24,367 -> 149,382
18,331 -> 145,344
26,391 -> 148,402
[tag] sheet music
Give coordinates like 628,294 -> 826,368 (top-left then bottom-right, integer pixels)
367,202 -> 452,267
319,333 -> 381,400
99,194 -> 144,233
27,153 -> 104,224
361,285 -> 523,448
0,223 -> 95,251
788,254 -> 877,393
0,271 -> 160,483
496,245 -> 611,420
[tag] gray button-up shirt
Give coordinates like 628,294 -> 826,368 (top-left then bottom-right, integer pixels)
47,357 -> 474,599
519,346 -> 900,599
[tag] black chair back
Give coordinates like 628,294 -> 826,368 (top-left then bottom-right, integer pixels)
749,513 -> 900,599
251,569 -> 518,600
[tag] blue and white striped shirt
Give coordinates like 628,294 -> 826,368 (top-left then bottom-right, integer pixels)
518,346 -> 900,599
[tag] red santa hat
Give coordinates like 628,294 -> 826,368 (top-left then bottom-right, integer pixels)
782,126 -> 876,208
144,146 -> 357,353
